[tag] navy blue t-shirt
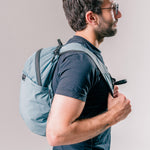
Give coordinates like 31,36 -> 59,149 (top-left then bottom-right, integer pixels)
52,36 -> 111,150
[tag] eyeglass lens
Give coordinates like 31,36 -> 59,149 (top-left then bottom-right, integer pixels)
115,3 -> 119,15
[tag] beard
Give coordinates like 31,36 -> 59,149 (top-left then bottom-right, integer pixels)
94,18 -> 117,42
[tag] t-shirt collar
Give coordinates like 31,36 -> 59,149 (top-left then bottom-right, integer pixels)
72,35 -> 101,53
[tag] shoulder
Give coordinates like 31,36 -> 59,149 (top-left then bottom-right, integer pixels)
54,52 -> 97,101
58,51 -> 96,72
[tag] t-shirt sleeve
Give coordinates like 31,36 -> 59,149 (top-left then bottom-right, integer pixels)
55,52 -> 95,102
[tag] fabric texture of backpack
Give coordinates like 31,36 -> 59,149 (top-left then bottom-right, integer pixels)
19,39 -> 114,136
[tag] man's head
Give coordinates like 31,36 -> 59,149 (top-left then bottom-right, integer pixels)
62,0 -> 122,40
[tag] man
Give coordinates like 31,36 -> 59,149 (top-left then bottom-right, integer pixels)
46,0 -> 131,149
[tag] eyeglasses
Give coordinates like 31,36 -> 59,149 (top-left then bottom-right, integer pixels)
101,2 -> 119,15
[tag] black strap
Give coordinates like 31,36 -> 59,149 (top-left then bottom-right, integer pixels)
54,39 -> 63,55
35,48 -> 42,86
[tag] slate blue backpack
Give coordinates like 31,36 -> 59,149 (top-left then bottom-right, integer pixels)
19,39 -> 114,136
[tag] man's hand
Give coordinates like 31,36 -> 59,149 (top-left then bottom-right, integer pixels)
107,85 -> 119,109
113,85 -> 119,98
107,92 -> 131,125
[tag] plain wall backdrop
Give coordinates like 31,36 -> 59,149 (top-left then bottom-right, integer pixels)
0,0 -> 150,150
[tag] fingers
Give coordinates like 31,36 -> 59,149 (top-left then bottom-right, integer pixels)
126,99 -> 132,111
121,96 -> 132,115
113,85 -> 119,98
114,85 -> 118,91
121,99 -> 132,120
113,91 -> 119,98
109,94 -> 132,124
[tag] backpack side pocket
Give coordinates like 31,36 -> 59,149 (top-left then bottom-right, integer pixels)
19,75 -> 50,136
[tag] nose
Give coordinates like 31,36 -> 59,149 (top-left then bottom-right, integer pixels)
115,10 -> 122,19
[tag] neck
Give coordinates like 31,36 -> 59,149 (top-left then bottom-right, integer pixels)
75,29 -> 104,49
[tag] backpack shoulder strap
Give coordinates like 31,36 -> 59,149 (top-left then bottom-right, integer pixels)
60,43 -> 114,95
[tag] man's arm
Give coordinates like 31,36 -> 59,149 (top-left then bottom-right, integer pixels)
46,93 -> 131,146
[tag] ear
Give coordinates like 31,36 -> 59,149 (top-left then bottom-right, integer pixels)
85,11 -> 99,26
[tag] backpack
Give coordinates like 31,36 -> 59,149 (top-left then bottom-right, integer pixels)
19,39 -> 114,136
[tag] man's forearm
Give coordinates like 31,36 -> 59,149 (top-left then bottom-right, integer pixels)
47,93 -> 131,146
47,109 -> 115,146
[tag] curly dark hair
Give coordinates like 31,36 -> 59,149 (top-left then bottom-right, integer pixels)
62,0 -> 103,31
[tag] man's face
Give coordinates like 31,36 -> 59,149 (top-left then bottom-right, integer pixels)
94,0 -> 122,40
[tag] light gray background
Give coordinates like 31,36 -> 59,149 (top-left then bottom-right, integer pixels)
0,0 -> 150,150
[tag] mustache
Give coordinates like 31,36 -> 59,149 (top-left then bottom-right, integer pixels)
112,19 -> 118,25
